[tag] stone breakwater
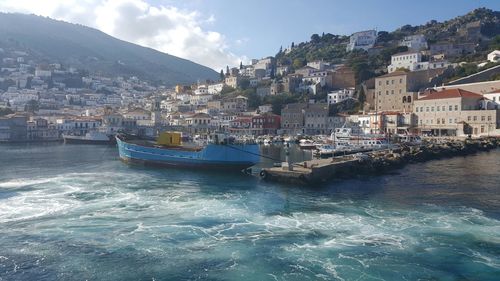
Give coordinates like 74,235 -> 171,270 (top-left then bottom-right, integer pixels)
260,138 -> 500,185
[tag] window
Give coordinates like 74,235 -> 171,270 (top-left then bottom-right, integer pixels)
448,118 -> 452,124
481,126 -> 485,133
437,119 -> 440,124
399,79 -> 403,83
391,80 -> 394,85
481,116 -> 485,121
386,91 -> 389,95
442,106 -> 445,111
407,96 -> 411,103
431,107 -> 434,112
468,116 -> 471,121
488,116 -> 492,121
391,90 -> 394,95
386,80 -> 389,85
455,105 -> 458,111
420,107 -> 423,112
437,106 -> 440,111
473,116 -> 477,121
416,107 -> 419,112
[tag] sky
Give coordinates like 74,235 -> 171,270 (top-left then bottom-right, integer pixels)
0,0 -> 498,71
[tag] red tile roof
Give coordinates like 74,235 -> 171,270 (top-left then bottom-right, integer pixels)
417,88 -> 483,101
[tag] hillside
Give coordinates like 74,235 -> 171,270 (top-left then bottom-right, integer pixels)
275,8 -> 500,83
0,13 -> 218,86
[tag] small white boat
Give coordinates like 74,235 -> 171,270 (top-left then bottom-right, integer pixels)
299,139 -> 316,149
63,131 -> 114,144
315,144 -> 335,156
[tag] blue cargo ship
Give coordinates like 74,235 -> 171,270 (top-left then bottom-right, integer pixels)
116,133 -> 260,170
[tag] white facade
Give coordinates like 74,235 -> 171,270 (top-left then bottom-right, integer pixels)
307,61 -> 327,70
208,83 -> 224,94
483,92 -> 500,107
194,85 -> 208,95
35,69 -> 52,78
388,52 -> 449,73
399,34 -> 428,51
190,94 -> 213,106
327,88 -> 355,104
258,104 -> 273,113
346,30 -> 377,52
303,76 -> 326,87
487,50 -> 500,63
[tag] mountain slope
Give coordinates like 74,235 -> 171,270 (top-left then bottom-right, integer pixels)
0,13 -> 218,86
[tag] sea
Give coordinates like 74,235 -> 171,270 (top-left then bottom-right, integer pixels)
0,143 -> 499,281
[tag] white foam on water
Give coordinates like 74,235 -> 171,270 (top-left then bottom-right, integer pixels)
0,178 -> 53,189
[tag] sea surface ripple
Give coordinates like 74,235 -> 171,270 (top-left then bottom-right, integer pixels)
0,143 -> 499,280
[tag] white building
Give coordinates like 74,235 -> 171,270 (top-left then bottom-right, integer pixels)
388,51 -> 449,73
194,85 -> 208,95
123,109 -> 151,120
190,94 -> 213,106
327,88 -> 355,104
35,68 -> 52,78
399,34 -> 428,51
487,50 -> 500,63
303,76 -> 326,87
307,61 -> 327,71
483,90 -> 500,108
258,104 -> 273,113
208,83 -> 224,94
346,30 -> 377,52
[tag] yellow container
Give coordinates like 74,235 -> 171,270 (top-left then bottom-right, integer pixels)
157,132 -> 182,146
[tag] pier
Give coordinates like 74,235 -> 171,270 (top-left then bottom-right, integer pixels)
259,137 -> 500,185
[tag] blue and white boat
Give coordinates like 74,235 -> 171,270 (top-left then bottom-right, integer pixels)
116,133 -> 260,170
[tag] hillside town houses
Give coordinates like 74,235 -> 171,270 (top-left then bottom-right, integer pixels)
1,26 -> 500,143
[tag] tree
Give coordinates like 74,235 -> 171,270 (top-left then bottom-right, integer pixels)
358,86 -> 366,105
220,85 -> 235,95
239,61 -> 243,70
226,65 -> 230,76
243,89 -> 261,109
219,69 -> 225,81
292,58 -> 305,69
291,42 -> 295,48
24,100 -> 39,113
0,107 -> 14,116
311,34 -> 321,43
239,78 -> 250,90
377,31 -> 392,43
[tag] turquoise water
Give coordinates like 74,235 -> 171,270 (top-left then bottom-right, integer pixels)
0,143 -> 499,280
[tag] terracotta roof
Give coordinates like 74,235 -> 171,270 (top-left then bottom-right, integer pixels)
417,88 -> 483,101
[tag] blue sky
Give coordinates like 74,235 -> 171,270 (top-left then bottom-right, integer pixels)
0,0 -> 498,70
169,0 -> 499,59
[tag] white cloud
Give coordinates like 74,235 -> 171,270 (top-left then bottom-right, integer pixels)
0,0 -> 244,71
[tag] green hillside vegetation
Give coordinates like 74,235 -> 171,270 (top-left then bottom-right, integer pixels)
0,13 -> 218,86
274,8 -> 500,84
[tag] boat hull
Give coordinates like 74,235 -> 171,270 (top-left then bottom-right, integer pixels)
116,136 -> 260,170
63,137 -> 115,145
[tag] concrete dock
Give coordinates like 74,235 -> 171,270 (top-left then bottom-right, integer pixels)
259,137 -> 500,185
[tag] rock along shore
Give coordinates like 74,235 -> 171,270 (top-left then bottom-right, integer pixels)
259,137 -> 500,185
